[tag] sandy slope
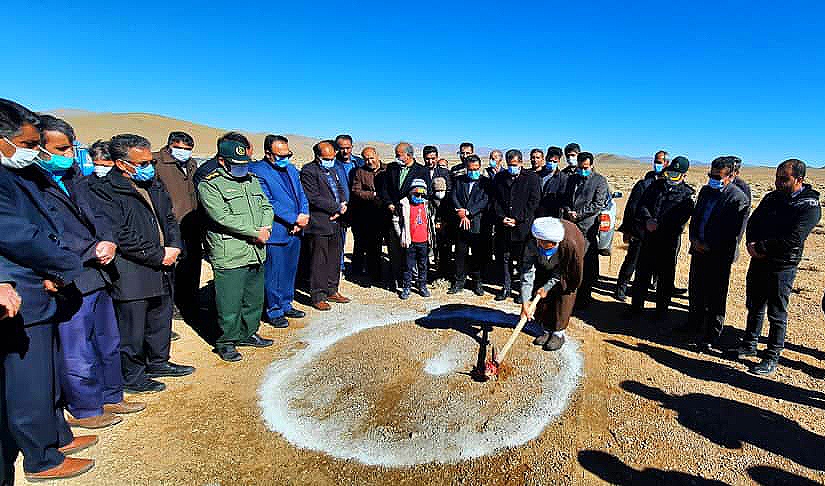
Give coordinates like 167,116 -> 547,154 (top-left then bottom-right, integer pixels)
13,165 -> 825,485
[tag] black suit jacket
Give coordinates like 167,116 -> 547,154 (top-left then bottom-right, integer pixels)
492,170 -> 541,242
378,161 -> 431,211
689,184 -> 749,261
451,176 -> 490,234
300,161 -> 347,236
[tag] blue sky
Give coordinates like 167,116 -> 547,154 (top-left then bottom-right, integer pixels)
5,1 -> 824,165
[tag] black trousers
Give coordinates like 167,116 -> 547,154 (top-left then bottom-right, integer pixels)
495,236 -> 527,293
307,231 -> 342,303
742,263 -> 797,360
455,231 -> 482,283
1,319 -> 73,475
688,252 -> 734,343
617,237 -> 642,285
113,294 -> 173,387
352,223 -> 383,280
173,212 -> 203,324
631,234 -> 679,312
403,242 -> 429,289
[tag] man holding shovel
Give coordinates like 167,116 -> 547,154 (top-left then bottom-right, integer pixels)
520,217 -> 585,351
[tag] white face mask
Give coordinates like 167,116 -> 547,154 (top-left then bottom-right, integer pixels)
170,147 -> 192,162
566,155 -> 577,166
93,165 -> 113,177
1,137 -> 41,169
435,191 -> 446,200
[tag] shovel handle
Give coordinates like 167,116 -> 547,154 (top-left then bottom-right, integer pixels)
497,294 -> 543,364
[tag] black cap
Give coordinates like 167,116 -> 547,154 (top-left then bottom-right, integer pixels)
218,140 -> 250,163
667,156 -> 690,174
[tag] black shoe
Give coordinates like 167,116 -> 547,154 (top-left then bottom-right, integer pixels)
400,288 -> 410,300
726,345 -> 757,360
533,332 -> 551,346
419,286 -> 431,298
695,340 -> 718,354
239,333 -> 274,348
124,378 -> 166,394
543,334 -> 565,351
284,309 -> 306,319
215,345 -> 242,362
265,316 -> 289,328
473,284 -> 484,297
513,295 -> 523,304
145,362 -> 195,378
447,283 -> 464,295
672,287 -> 688,296
170,331 -> 181,342
749,358 -> 778,375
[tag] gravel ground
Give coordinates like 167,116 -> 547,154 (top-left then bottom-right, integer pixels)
13,165 -> 825,485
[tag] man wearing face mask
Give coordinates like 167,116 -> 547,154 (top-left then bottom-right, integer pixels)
449,155 -> 490,296
729,159 -> 820,375
301,141 -> 351,309
377,142 -> 431,290
88,140 -> 114,177
249,135 -> 308,328
87,134 -> 195,392
687,156 -> 749,351
491,150 -> 541,302
629,156 -> 695,317
615,150 -> 669,301
423,145 -> 452,280
450,142 -> 475,179
193,132 -> 252,187
0,99 -> 97,481
530,148 -> 554,188
350,147 -> 386,284
485,149 -> 505,179
562,143 -> 581,177
521,217 -> 585,351
559,152 -> 609,305
199,140 -> 274,361
537,146 -> 568,219
153,131 -> 202,327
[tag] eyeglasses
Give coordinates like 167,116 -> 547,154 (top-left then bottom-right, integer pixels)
121,158 -> 153,168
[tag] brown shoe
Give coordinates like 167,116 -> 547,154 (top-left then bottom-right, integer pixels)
327,293 -> 350,304
312,301 -> 331,311
103,400 -> 146,414
58,435 -> 98,455
66,412 -> 122,429
25,457 -> 94,481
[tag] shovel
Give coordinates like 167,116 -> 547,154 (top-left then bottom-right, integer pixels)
483,294 -> 542,380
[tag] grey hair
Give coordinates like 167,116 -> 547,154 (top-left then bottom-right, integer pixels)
109,134 -> 151,161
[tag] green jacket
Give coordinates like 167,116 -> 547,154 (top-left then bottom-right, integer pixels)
198,167 -> 274,270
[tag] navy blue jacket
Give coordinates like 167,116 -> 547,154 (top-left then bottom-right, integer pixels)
0,166 -> 83,325
16,164 -> 117,295
300,161 -> 347,237
249,160 -> 309,244
689,183 -> 750,261
451,175 -> 490,234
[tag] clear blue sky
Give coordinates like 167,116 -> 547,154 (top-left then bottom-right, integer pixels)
5,1 -> 824,165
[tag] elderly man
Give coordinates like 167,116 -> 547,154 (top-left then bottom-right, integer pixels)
88,134 -> 195,392
485,149 -> 504,179
199,140 -> 275,361
689,156 -> 750,350
250,135 -> 308,329
521,217 -> 585,351
491,149 -> 542,302
153,131 -> 202,325
559,152 -> 609,305
378,142 -> 431,289
350,147 -> 386,283
730,159 -> 820,375
301,141 -> 351,309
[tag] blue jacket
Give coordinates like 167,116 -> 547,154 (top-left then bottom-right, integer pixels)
249,160 -> 309,244
0,166 -> 84,325
333,160 -> 353,202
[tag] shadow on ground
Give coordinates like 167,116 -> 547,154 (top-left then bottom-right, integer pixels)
578,450 -> 730,485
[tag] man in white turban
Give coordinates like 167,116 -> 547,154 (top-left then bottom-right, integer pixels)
520,217 -> 586,350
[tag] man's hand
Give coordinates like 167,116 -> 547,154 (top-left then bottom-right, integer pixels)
646,219 -> 658,233
329,213 -> 340,221
95,241 -> 117,265
459,217 -> 471,231
43,279 -> 61,293
387,204 -> 396,213
456,208 -> 467,219
162,247 -> 182,266
503,217 -> 516,227
567,210 -> 578,222
0,283 -> 22,320
520,301 -> 535,321
537,287 -> 548,298
296,213 -> 310,227
435,222 -> 442,231
255,227 -> 271,245
340,202 -> 348,214
290,225 -> 301,235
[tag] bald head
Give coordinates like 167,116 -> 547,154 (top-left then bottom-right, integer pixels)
361,146 -> 379,169
395,142 -> 414,167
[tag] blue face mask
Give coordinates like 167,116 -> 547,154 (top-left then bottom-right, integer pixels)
653,163 -> 664,173
125,161 -> 155,181
508,165 -> 521,176
547,161 -> 558,173
578,168 -> 592,177
707,178 -> 724,190
274,156 -> 290,168
320,158 -> 336,169
539,244 -> 558,258
467,169 -> 481,180
229,162 -> 249,178
411,195 -> 426,204
489,160 -> 498,168
39,153 -> 75,172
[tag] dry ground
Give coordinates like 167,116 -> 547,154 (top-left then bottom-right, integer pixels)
14,165 -> 825,485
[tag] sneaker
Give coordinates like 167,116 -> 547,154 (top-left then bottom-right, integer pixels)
400,288 -> 411,300
532,332 -> 551,346
543,333 -> 565,351
749,358 -> 778,375
419,286 -> 431,298
123,379 -> 166,394
215,345 -> 242,362
726,345 -> 757,360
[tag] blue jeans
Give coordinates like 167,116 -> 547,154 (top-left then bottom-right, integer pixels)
264,238 -> 301,320
403,242 -> 429,290
743,263 -> 797,359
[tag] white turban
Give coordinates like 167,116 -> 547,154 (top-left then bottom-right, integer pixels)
531,217 -> 565,243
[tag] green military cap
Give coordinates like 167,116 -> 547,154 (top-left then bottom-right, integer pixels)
667,156 -> 690,174
218,140 -> 251,163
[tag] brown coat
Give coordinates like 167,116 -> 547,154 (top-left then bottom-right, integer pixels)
153,146 -> 198,222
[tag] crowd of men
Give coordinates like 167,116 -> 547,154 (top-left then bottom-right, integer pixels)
0,97 -> 821,482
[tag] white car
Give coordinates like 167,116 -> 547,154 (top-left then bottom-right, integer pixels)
597,191 -> 623,256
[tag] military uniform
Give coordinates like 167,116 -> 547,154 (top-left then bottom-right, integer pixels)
198,159 -> 274,351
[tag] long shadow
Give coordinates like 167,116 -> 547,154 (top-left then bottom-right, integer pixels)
607,340 -> 825,411
622,380 -> 825,471
181,281 -> 222,345
747,465 -> 823,486
577,450 -> 730,485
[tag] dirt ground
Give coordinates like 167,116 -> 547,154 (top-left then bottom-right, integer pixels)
14,164 -> 825,485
